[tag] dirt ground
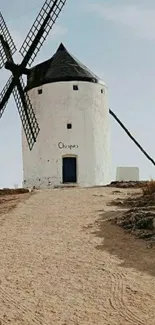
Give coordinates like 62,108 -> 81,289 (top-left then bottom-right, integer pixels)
0,187 -> 155,324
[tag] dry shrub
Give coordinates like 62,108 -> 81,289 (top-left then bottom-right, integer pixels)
142,180 -> 155,196
0,188 -> 30,196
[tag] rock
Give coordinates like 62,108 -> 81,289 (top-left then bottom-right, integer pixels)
113,208 -> 155,241
107,181 -> 147,189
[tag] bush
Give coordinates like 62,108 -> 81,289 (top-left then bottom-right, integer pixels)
142,179 -> 155,195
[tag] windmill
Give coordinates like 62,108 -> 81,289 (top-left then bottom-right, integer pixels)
0,0 -> 154,171
0,0 -> 67,150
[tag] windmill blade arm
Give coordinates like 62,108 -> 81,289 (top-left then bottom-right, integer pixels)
0,76 -> 14,117
0,12 -> 16,68
13,77 -> 40,150
0,34 -> 14,68
109,108 -> 155,167
20,0 -> 67,68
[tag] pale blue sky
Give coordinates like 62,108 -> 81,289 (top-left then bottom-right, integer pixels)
1,0 -> 155,187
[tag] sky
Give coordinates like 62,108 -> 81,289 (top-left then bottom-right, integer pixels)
1,0 -> 155,187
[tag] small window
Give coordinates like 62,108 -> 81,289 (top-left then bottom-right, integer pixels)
38,89 -> 43,95
101,88 -> 105,94
73,85 -> 78,91
67,123 -> 72,129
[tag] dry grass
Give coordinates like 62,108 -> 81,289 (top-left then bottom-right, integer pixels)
142,180 -> 155,196
0,188 -> 30,196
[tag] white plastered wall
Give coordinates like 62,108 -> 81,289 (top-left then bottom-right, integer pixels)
22,80 -> 112,188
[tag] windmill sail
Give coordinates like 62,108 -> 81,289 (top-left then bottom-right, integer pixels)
20,0 -> 67,68
0,0 -> 67,150
13,77 -> 40,149
0,12 -> 16,68
0,76 -> 14,117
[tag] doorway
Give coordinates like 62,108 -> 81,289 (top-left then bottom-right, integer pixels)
62,157 -> 77,183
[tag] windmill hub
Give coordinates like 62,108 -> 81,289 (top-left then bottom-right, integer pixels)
5,61 -> 29,76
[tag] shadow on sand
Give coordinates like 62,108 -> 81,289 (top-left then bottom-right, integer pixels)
93,209 -> 155,277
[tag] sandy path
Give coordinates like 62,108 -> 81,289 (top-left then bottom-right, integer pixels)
0,187 -> 155,324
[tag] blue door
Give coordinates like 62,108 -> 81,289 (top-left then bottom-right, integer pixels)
63,157 -> 77,183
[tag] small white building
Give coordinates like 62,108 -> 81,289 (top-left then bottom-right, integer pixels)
22,43 -> 111,188
116,166 -> 139,182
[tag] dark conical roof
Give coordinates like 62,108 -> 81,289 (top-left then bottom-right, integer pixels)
27,43 -> 100,90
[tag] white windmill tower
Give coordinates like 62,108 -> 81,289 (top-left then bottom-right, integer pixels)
22,43 -> 112,188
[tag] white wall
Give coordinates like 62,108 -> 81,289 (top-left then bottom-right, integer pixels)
22,80 -> 112,188
116,166 -> 139,181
